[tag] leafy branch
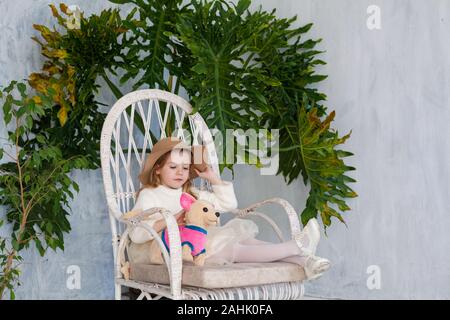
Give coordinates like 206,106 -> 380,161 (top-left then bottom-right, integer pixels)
0,82 -> 89,300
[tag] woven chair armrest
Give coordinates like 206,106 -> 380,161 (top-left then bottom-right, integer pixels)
119,207 -> 171,225
229,197 -> 302,241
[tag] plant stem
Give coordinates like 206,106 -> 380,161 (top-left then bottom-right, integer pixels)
0,116 -> 45,299
101,73 -> 123,99
15,116 -> 28,241
0,251 -> 16,299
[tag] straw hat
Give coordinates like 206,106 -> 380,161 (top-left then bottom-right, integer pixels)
138,137 -> 210,184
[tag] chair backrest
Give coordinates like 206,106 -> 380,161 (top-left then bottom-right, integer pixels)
100,89 -> 220,238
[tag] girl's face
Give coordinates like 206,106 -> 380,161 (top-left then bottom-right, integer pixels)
155,149 -> 191,189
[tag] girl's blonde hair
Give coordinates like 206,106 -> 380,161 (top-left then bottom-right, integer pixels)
136,149 -> 198,200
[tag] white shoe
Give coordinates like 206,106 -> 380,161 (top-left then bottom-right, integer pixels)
295,218 -> 321,256
303,255 -> 331,280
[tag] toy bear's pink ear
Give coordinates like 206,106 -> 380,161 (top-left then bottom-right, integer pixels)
180,192 -> 196,210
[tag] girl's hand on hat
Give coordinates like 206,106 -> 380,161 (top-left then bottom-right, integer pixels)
193,165 -> 224,185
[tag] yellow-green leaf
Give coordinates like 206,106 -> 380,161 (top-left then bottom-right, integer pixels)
32,96 -> 42,105
57,106 -> 68,126
49,4 -> 60,18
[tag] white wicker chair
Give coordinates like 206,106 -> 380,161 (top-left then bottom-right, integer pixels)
100,89 -> 309,300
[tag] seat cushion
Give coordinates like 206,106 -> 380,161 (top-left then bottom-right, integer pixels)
129,261 -> 306,289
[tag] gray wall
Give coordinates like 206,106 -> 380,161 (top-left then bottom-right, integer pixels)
1,0 -> 449,299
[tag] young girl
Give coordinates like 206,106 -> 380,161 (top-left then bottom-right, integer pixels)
127,137 -> 330,280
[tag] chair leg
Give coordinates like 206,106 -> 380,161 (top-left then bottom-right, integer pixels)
297,283 -> 305,300
115,284 -> 122,300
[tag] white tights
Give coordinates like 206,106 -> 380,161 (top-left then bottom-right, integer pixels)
217,238 -> 308,266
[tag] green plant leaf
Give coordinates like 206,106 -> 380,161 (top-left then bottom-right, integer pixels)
17,83 -> 27,97
235,0 -> 251,14
117,0 -> 185,90
175,0 -> 271,164
287,104 -> 356,229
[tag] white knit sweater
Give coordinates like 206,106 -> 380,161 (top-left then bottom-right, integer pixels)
129,181 -> 238,244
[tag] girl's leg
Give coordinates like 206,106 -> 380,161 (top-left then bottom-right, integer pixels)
210,239 -> 301,264
234,216 -> 322,262
239,217 -> 320,254
231,240 -> 331,279
213,237 -> 331,279
238,238 -> 272,246
231,240 -> 303,263
280,255 -> 331,280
